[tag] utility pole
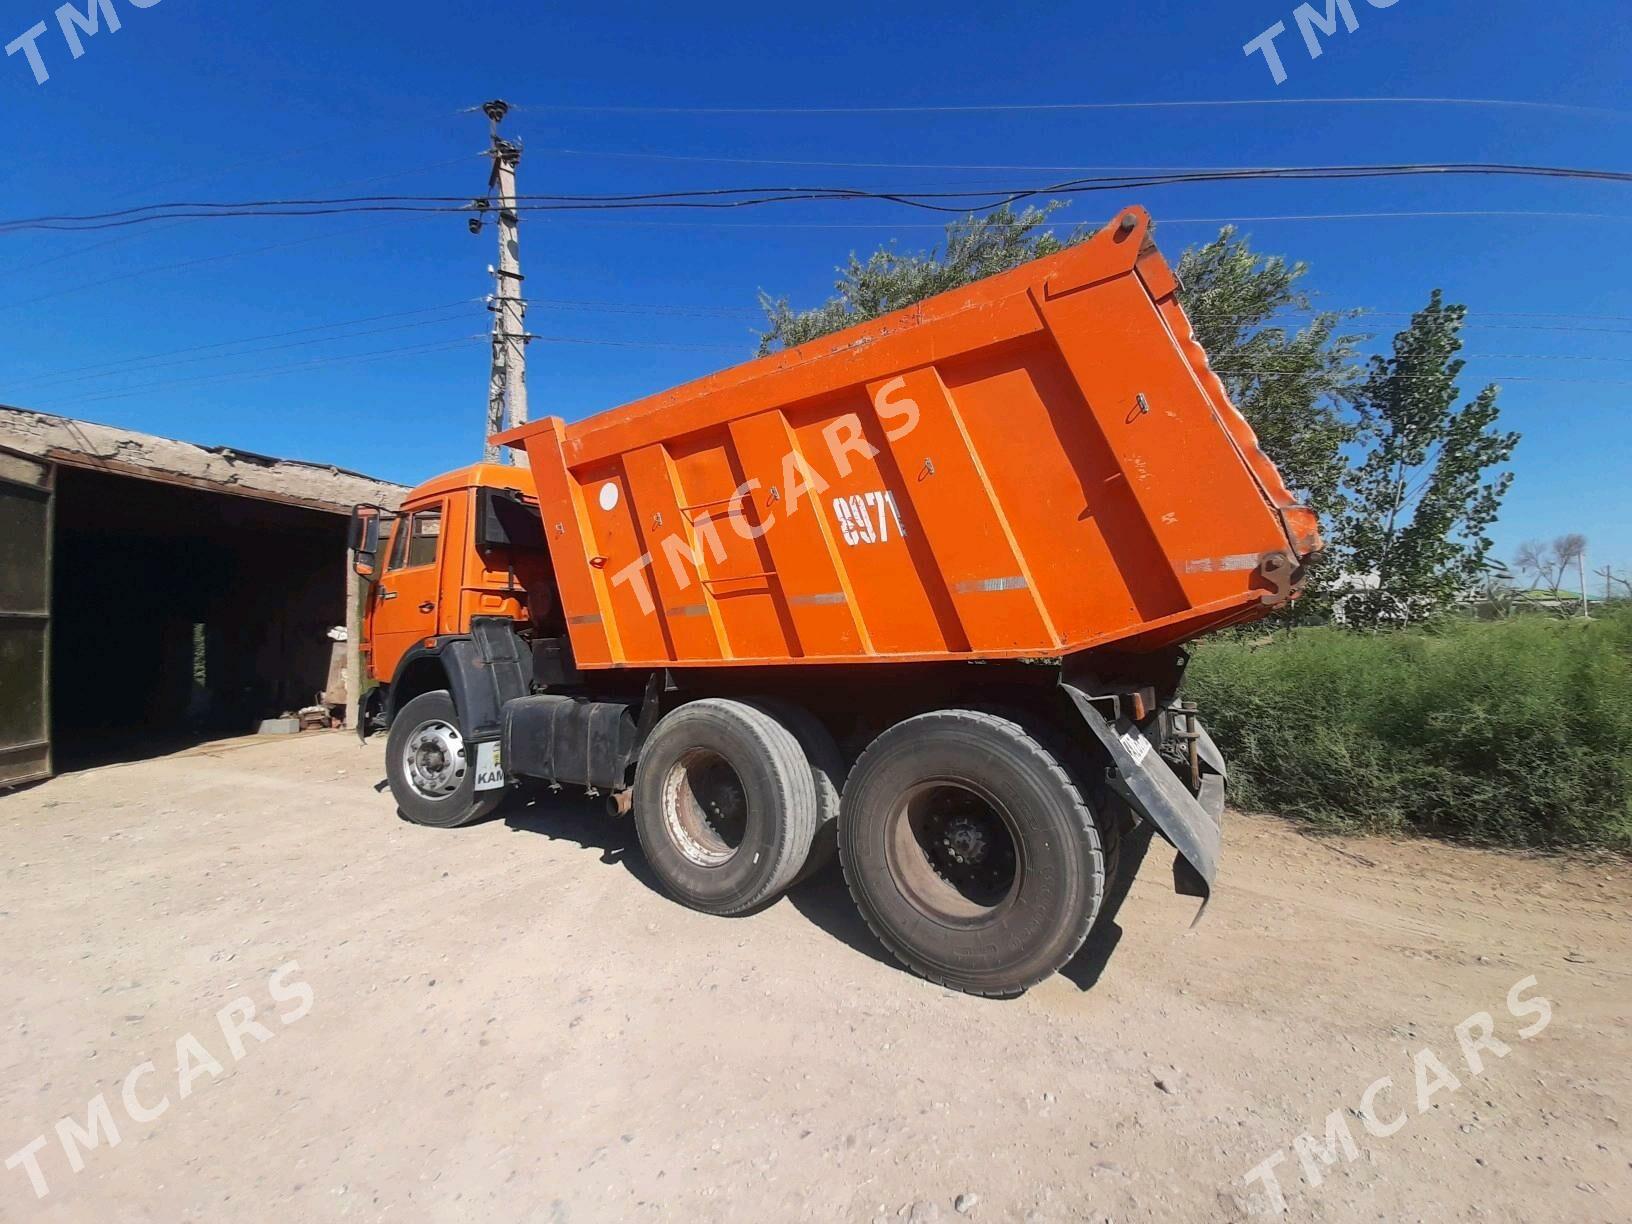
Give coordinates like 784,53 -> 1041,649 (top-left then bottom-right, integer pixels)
478,100 -> 528,463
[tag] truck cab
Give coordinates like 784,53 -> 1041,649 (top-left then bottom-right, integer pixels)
353,463 -> 557,731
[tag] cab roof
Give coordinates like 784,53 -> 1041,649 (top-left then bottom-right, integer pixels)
403,462 -> 537,505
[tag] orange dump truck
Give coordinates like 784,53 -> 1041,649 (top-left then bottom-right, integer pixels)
351,208 -> 1320,995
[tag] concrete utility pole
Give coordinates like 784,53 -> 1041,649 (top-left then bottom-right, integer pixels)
480,99 -> 528,463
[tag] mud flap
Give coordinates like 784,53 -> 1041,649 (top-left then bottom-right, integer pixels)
1194,720 -> 1227,825
1062,685 -> 1221,925
357,686 -> 386,743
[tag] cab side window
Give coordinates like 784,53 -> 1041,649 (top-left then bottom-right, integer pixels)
385,516 -> 409,571
387,505 -> 442,571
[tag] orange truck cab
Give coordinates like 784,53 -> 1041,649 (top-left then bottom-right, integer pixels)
360,464 -> 550,689
350,210 -> 1320,997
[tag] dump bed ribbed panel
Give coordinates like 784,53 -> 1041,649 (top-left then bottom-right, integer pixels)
493,209 -> 1320,670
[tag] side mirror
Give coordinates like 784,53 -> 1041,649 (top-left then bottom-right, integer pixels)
349,505 -> 391,578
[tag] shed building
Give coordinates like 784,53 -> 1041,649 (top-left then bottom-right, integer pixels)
0,407 -> 406,785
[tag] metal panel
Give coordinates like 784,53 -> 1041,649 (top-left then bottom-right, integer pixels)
0,451 -> 53,786
869,366 -> 1057,653
727,411 -> 868,657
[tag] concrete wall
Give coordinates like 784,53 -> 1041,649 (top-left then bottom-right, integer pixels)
0,406 -> 407,514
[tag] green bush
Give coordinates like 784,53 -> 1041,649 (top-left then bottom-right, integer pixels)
1184,611 -> 1632,849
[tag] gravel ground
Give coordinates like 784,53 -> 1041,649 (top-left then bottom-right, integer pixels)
1,732 -> 1627,1222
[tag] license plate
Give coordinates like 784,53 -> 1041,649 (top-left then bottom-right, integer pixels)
473,741 -> 505,791
1118,726 -> 1153,766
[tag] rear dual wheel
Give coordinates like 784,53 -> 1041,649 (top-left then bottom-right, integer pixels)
838,709 -> 1105,996
632,698 -> 822,916
749,697 -> 845,883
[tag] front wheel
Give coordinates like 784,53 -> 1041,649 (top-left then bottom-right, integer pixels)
385,690 -> 503,828
839,709 -> 1104,996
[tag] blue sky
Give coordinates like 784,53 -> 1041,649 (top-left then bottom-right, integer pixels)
1,0 -> 1628,573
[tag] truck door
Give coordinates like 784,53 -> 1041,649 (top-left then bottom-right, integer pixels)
0,451 -> 53,786
371,499 -> 446,682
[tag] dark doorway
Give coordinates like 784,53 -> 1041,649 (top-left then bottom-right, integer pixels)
50,466 -> 347,769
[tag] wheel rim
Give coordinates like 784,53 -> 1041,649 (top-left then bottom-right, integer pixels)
885,780 -> 1021,926
402,718 -> 468,800
661,748 -> 748,867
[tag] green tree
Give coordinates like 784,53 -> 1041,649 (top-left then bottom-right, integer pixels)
756,214 -> 1360,571
1174,228 -> 1358,526
755,204 -> 1088,355
1339,292 -> 1519,627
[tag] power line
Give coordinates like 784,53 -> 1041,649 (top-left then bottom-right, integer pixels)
543,147 -> 1302,173
1156,306 -> 1632,333
48,350 -> 1632,407
16,300 -> 755,390
533,208 -> 1632,232
43,335 -> 484,408
530,296 -> 761,319
12,304 -> 484,390
511,97 -> 1632,120
95,112 -> 474,206
33,330 -> 1632,412
1215,370 -> 1632,385
509,164 -> 1632,204
6,163 -> 1631,233
1232,316 -> 1632,335
1445,321 -> 1632,335
11,206 -> 1620,326
1362,307 -> 1632,324
39,332 -> 753,410
1463,352 -> 1632,362
0,218 -> 192,280
0,228 -> 358,311
22,295 -> 1628,395
537,150 -> 1632,188
528,334 -> 742,352
1,156 -> 480,282
1160,210 -> 1632,227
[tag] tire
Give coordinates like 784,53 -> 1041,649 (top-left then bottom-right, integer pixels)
969,700 -> 1120,892
632,698 -> 818,916
385,690 -> 504,829
744,698 -> 846,884
1097,791 -> 1139,891
838,709 -> 1104,996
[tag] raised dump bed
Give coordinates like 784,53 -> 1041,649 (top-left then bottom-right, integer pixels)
495,206 -> 1320,671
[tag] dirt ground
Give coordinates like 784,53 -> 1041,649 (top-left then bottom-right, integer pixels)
1,732 -> 1627,1223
